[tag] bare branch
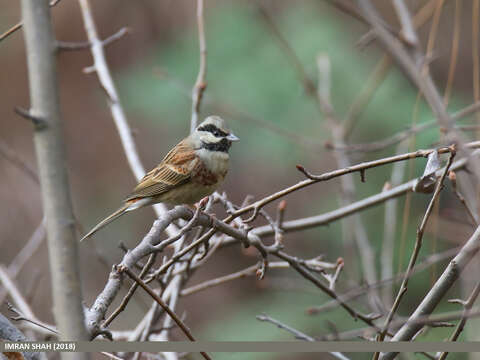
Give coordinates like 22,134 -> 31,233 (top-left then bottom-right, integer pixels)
21,0 -> 89,345
380,225 -> 480,359
0,0 -> 64,43
438,282 -> 480,360
7,303 -> 58,335
120,266 -> 211,360
56,27 -> 129,51
251,149 -> 478,238
0,266 -> 56,336
374,150 -> 456,354
190,0 -> 208,132
308,245 -> 463,317
0,140 -> 38,185
102,254 -> 157,328
392,0 -> 419,47
77,0 -> 176,235
180,261 -> 289,296
0,219 -> 46,305
256,313 -> 350,360
357,0 -> 452,130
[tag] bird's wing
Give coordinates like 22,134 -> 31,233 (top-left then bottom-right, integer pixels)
126,139 -> 198,200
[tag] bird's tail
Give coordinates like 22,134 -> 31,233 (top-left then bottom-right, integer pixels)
80,204 -> 130,242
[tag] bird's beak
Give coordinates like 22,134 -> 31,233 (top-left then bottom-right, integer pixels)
227,133 -> 240,142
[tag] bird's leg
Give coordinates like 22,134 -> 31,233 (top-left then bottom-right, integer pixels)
194,196 -> 210,210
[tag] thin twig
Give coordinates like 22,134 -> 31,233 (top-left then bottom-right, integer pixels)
77,0 -> 176,234
443,0 -> 462,105
0,140 -> 39,185
357,0 -> 452,130
374,150 -> 456,356
343,55 -> 391,139
148,228 -> 217,281
256,313 -> 350,360
103,254 -> 157,328
120,266 -> 211,360
0,266 -> 55,336
0,0 -> 64,42
316,53 -> 379,309
330,101 -> 480,154
273,251 -> 382,329
240,149 -> 479,238
438,283 -> 480,360
154,67 -> 318,150
474,0 -> 480,128
308,245 -> 462,316
381,224 -> 480,359
0,219 -> 46,305
392,0 -> 419,48
180,261 -> 289,296
190,0 -> 208,133
234,141 -> 476,221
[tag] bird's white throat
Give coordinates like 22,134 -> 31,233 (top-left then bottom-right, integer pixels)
196,148 -> 229,174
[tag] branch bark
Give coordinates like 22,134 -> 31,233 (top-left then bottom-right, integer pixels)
77,0 -> 178,237
21,0 -> 90,352
380,225 -> 480,359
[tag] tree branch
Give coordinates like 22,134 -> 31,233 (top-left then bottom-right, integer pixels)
21,0 -> 89,348
380,225 -> 480,359
190,0 -> 208,133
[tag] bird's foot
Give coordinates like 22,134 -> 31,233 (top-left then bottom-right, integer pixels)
194,196 -> 209,210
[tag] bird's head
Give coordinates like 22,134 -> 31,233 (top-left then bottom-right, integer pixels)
193,116 -> 239,152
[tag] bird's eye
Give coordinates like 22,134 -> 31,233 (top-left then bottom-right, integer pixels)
214,130 -> 220,137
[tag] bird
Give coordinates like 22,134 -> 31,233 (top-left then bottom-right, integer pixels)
80,115 -> 239,242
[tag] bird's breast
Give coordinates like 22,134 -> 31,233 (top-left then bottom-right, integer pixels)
194,149 -> 229,185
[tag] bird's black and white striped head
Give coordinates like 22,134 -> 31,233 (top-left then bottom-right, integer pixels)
194,116 -> 239,153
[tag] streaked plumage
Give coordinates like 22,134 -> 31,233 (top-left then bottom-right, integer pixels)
81,116 -> 238,241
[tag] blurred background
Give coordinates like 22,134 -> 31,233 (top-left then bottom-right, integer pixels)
1,0 -> 480,359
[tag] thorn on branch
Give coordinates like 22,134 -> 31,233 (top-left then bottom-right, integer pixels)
296,164 -> 316,179
360,169 -> 366,182
256,259 -> 268,280
83,65 -> 96,74
14,107 -> 47,129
